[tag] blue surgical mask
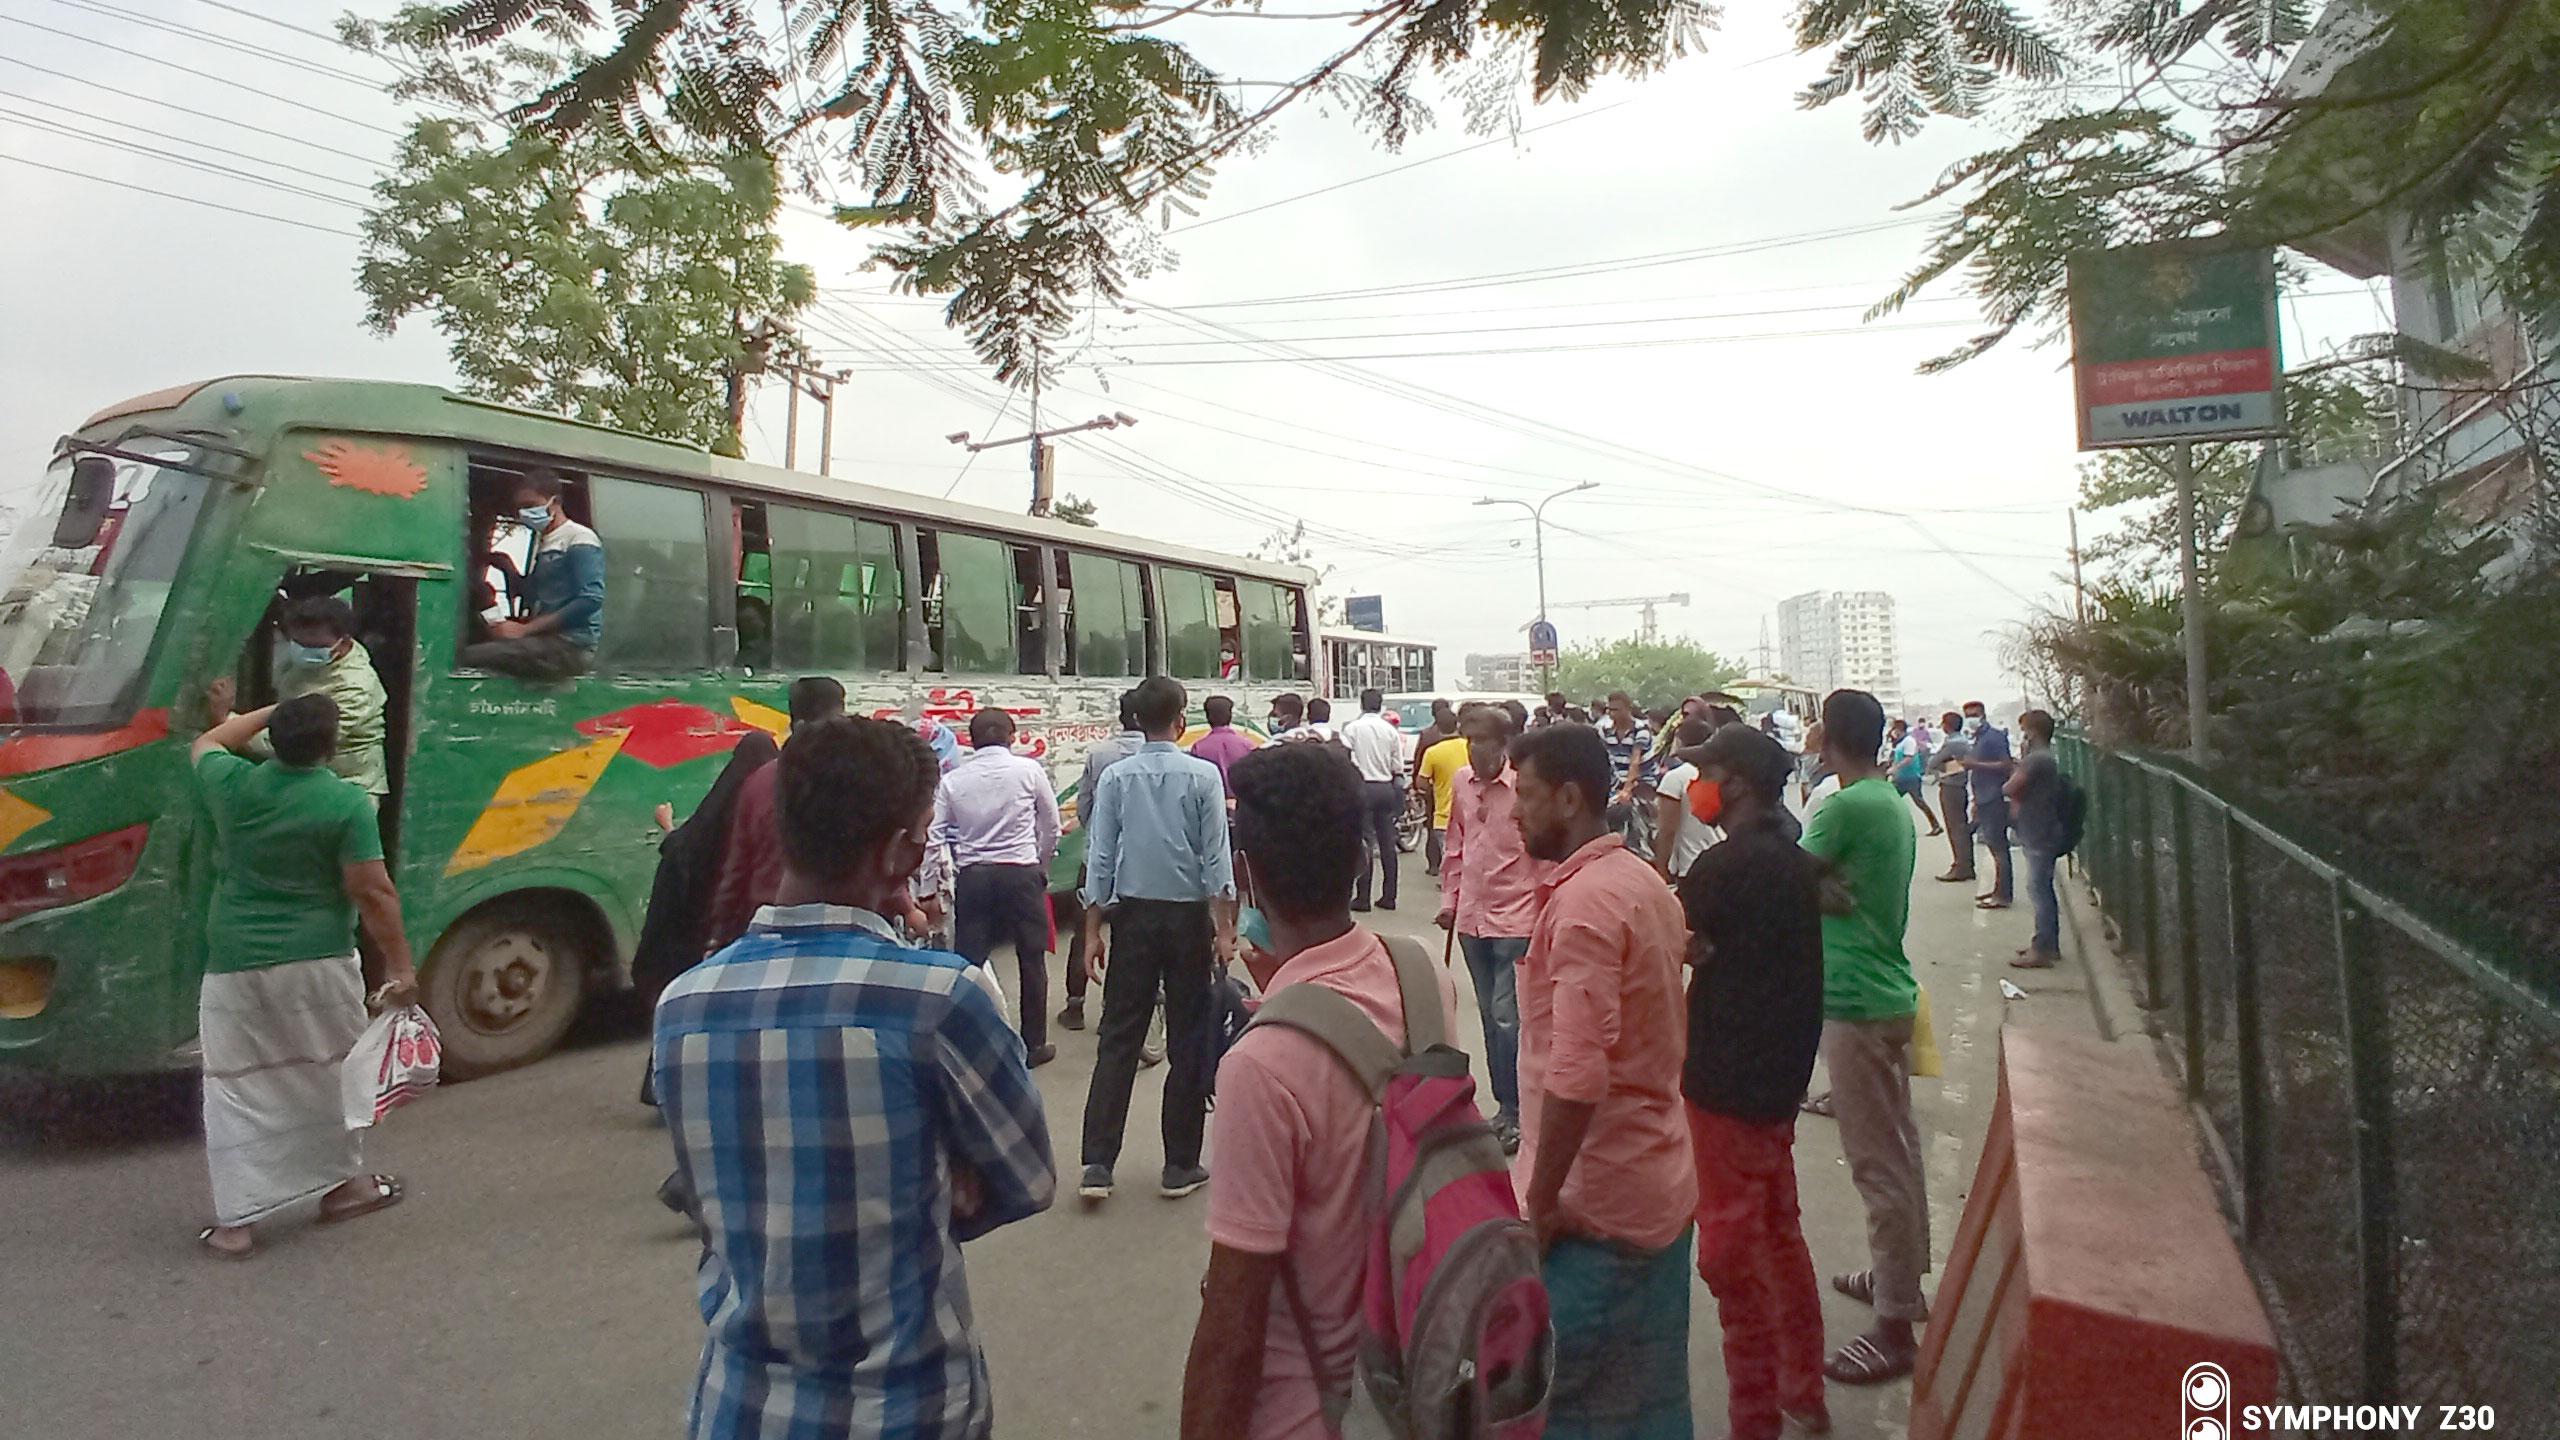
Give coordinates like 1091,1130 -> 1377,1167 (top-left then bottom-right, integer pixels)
283,641 -> 335,668
517,505 -> 553,529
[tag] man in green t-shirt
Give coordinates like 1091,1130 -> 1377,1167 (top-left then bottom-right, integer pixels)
1798,687 -> 1927,1387
193,683 -> 417,1260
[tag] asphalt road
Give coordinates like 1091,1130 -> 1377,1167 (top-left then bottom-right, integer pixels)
0,835 -> 2049,1440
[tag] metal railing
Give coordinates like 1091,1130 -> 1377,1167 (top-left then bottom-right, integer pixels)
2058,735 -> 2560,1429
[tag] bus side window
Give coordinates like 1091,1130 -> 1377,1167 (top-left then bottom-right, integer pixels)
733,500 -> 773,672
1238,579 -> 1299,682
1063,551 -> 1146,677
919,529 -> 1016,674
1213,578 -> 1242,678
1011,544 -> 1046,676
768,503 -> 902,674
589,476 -> 712,673
1159,566 -> 1219,679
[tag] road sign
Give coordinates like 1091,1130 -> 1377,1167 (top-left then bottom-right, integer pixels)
1345,595 -> 1385,632
1528,619 -> 1558,654
2067,243 -> 2284,451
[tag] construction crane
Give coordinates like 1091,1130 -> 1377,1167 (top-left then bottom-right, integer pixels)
1546,593 -> 1692,643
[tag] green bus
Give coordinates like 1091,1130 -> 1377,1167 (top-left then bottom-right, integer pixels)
0,377 -> 1316,1079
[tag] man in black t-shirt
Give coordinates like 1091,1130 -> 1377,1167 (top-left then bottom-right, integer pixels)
1676,724 -> 1831,1440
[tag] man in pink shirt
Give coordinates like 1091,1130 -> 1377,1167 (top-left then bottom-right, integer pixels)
1180,741 -> 1458,1440
1434,704 -> 1547,1153
1508,722 -> 1699,1440
1185,694 -> 1258,795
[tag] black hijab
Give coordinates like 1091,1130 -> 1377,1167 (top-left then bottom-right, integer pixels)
631,732 -> 779,1003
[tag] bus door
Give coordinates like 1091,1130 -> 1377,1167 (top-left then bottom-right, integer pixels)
230,559 -> 431,861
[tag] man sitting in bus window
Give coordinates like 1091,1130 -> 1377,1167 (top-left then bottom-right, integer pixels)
212,596 -> 389,803
459,469 -> 603,681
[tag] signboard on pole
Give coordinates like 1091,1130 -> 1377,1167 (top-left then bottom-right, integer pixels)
1527,619 -> 1559,668
1345,595 -> 1385,633
2068,243 -> 2284,451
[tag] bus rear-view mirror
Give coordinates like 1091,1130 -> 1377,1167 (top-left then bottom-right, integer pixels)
53,457 -> 116,548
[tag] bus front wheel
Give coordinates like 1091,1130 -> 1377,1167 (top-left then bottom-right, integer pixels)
422,901 -> 592,1080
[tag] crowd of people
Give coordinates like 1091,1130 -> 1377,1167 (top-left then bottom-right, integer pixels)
177,646 -> 2072,1438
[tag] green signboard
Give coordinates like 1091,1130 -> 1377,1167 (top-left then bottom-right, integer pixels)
2068,243 -> 2285,450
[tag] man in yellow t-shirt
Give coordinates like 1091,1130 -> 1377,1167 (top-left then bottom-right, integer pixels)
1415,727 -> 1470,877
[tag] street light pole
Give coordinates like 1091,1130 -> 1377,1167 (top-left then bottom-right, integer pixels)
1474,481 -> 1597,692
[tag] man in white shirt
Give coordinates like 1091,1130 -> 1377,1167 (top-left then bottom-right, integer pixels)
1339,688 -> 1407,912
935,709 -> 1064,1065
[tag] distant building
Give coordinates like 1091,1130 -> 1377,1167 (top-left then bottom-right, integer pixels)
1465,651 -> 1540,693
1776,590 -> 1905,718
2266,4 -> 2552,546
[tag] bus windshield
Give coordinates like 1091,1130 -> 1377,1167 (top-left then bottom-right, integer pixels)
0,442 -> 216,727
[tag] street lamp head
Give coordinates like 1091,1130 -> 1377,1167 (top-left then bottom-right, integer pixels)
1113,412 -> 1139,427
945,431 -> 971,445
1472,497 -> 1499,508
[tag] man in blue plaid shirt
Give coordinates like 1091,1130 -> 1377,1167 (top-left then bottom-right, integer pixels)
654,716 -> 1057,1440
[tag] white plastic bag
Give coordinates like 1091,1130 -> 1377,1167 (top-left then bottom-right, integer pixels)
342,1003 -> 442,1130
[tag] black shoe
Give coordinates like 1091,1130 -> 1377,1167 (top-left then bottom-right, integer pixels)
1376,899 -> 1396,911
1058,1001 -> 1086,1031
1351,901 -> 1373,913
1026,1043 -> 1058,1068
1159,1164 -> 1210,1199
1078,1164 -> 1114,1202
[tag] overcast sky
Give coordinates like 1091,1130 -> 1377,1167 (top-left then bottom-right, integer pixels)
0,0 -> 2393,706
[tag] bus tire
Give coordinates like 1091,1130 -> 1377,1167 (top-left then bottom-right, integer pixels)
421,899 -> 592,1081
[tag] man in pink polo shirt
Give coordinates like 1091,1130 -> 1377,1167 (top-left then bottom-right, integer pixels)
1508,722 -> 1699,1440
1180,741 -> 1459,1440
1435,704 -> 1548,1153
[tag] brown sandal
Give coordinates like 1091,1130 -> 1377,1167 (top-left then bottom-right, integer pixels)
197,1226 -> 255,1260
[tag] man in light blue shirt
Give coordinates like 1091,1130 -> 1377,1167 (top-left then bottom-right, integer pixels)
1076,675 -> 1236,1205
1057,690 -> 1146,1034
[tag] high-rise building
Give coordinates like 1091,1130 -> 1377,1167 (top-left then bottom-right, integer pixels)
1776,590 -> 1905,718
1465,651 -> 1540,693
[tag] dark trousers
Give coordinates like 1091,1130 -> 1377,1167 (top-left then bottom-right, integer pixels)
456,633 -> 593,681
955,862 -> 1049,1050
1054,890 -> 1088,1005
1081,898 -> 1213,1171
1425,825 -> 1445,875
1937,779 -> 1975,878
1354,781 -> 1402,908
1975,794 -> 2014,902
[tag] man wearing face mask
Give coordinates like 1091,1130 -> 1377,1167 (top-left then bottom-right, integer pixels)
1676,723 -> 1831,1440
460,469 -> 605,681
1957,701 -> 2014,909
214,596 -> 389,802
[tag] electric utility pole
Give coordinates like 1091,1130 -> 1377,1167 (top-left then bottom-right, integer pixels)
948,379 -> 1140,516
773,361 -> 852,475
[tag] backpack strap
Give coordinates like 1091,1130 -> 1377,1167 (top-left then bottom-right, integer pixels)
1247,981 -> 1403,1099
1380,935 -> 1447,1053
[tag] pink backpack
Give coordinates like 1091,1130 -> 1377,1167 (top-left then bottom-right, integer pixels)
1248,934 -> 1552,1439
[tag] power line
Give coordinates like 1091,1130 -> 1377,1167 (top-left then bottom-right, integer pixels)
0,111 -> 369,210
1168,97 -> 1637,234
183,0 -> 345,46
1068,295 -> 1970,349
823,318 -> 1976,370
0,87 -> 376,193
0,13 -> 407,137
1161,219 -> 1932,310
0,148 -> 360,235
0,55 -> 391,164
39,0 -> 390,90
